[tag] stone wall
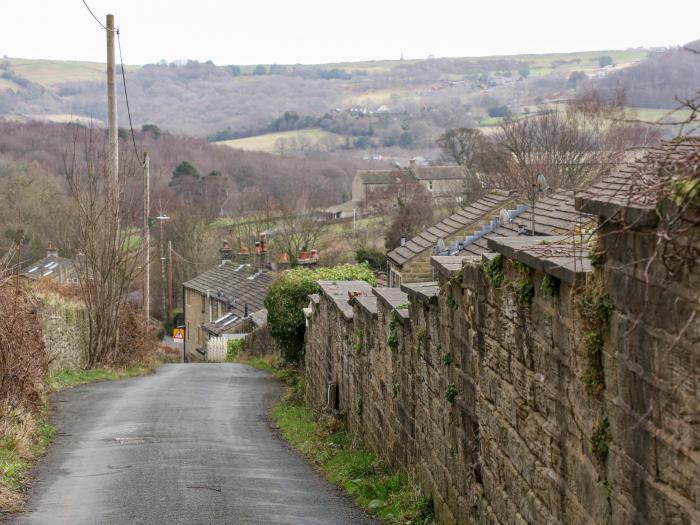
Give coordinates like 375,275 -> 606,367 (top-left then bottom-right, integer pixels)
36,293 -> 88,371
304,226 -> 699,523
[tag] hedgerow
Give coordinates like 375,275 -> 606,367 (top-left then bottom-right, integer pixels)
265,263 -> 376,364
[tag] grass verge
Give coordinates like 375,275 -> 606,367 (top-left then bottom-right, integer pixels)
269,374 -> 435,524
45,365 -> 156,392
1,364 -> 158,512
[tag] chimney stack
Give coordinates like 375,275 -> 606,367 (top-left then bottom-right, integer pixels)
254,241 -> 262,269
400,234 -> 406,247
46,241 -> 58,258
409,158 -> 416,169
220,240 -> 233,264
278,252 -> 290,272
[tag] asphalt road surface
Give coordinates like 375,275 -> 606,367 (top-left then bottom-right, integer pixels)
10,364 -> 378,525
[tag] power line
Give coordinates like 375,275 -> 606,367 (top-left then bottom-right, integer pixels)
80,0 -> 114,31
80,1 -> 142,164
117,30 -> 142,164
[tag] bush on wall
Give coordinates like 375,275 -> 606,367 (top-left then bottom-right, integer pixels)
265,263 -> 376,364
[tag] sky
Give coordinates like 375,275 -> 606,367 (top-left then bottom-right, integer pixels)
1,0 -> 698,66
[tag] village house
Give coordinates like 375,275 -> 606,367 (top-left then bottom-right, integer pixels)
386,189 -> 593,286
20,242 -> 79,285
182,238 -> 275,360
350,160 -> 468,207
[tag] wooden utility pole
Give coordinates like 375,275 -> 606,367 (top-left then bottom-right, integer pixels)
159,219 -> 167,324
143,152 -> 150,322
106,14 -> 118,200
167,240 -> 173,323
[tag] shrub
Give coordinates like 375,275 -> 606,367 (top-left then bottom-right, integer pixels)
226,339 -> 243,362
265,264 -> 376,364
356,249 -> 388,272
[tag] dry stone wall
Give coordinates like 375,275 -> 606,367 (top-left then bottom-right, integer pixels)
304,227 -> 699,523
36,293 -> 88,371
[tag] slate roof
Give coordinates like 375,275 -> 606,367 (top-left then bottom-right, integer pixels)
355,165 -> 467,185
575,138 -> 700,227
387,192 -> 515,266
183,263 -> 274,324
21,255 -> 78,283
457,190 -> 594,257
355,170 -> 408,185
411,166 -> 467,181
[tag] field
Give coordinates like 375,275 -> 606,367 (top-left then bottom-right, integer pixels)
4,58 -> 140,87
217,128 -> 344,153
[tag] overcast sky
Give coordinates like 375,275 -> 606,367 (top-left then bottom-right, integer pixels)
1,1 -> 698,65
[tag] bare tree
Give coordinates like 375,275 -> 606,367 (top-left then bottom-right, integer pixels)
64,127 -> 144,367
436,127 -> 487,169
489,94 -> 660,195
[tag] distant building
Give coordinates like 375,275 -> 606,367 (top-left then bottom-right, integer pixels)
182,238 -> 274,359
350,160 -> 468,207
20,242 -> 79,285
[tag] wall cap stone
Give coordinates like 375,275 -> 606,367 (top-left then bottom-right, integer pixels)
401,282 -> 439,304
486,236 -> 591,285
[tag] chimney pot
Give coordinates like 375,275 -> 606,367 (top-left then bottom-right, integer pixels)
254,242 -> 262,255
310,249 -> 318,260
400,234 -> 406,247
46,242 -> 59,258
299,247 -> 308,261
279,252 -> 289,263
240,245 -> 249,254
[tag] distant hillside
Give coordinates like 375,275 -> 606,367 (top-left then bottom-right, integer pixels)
0,49 -> 651,149
591,41 -> 700,110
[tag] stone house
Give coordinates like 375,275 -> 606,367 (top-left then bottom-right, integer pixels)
387,189 -> 594,287
350,161 -> 468,207
20,242 -> 79,285
182,240 -> 274,360
386,191 -> 517,286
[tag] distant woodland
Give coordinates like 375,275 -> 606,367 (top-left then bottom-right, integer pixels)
1,43 -> 698,150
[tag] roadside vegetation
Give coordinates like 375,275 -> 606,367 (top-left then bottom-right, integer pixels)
269,373 -> 435,524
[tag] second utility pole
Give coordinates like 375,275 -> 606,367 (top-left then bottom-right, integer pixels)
143,152 -> 150,322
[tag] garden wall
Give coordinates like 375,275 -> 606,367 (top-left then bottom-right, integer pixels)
304,224 -> 699,523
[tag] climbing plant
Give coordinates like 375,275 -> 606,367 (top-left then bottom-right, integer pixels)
265,263 -> 376,363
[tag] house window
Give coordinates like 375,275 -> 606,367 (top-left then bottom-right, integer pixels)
428,180 -> 433,191
200,294 -> 206,314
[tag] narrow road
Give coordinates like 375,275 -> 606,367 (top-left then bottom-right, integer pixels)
10,364 -> 378,525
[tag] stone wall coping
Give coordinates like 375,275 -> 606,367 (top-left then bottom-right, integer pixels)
400,282 -> 439,304
309,293 -> 320,305
317,280 -> 374,321
351,294 -> 378,317
486,236 -> 591,285
431,255 -> 480,278
372,287 -> 410,311
574,194 -> 658,228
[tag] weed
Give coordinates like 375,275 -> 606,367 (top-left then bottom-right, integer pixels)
445,384 -> 458,403
446,295 -> 458,311
388,311 -> 400,350
581,331 -> 605,394
484,254 -> 505,288
441,353 -> 453,366
588,240 -> 606,267
513,260 -> 530,275
392,382 -> 400,398
356,398 -> 364,416
540,274 -> 560,297
515,278 -> 535,306
45,366 -> 155,391
352,343 -> 363,353
452,269 -> 463,285
591,417 -> 611,463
